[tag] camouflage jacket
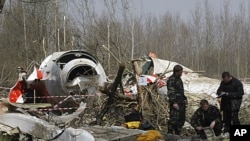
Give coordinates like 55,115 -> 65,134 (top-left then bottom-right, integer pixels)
190,105 -> 222,128
167,74 -> 186,104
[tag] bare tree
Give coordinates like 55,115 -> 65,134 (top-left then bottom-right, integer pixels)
190,2 -> 202,71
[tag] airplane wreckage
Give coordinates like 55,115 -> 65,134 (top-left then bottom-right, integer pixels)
0,50 -> 250,141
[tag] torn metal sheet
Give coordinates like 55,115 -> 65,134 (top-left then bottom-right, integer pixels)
0,124 -> 19,135
82,126 -> 144,141
51,127 -> 95,141
0,113 -> 62,140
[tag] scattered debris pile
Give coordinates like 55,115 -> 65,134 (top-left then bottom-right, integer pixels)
0,51 -> 249,141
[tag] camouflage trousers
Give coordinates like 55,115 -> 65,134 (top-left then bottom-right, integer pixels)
167,103 -> 186,135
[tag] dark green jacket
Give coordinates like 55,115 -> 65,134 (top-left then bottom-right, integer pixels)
190,105 -> 222,128
167,74 -> 186,104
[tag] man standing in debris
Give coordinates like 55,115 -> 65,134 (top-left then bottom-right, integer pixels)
191,99 -> 222,139
216,71 -> 244,133
166,64 -> 187,135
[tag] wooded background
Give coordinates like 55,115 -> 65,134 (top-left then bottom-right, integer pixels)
0,0 -> 249,87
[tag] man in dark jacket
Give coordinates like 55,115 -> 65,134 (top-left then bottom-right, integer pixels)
167,64 -> 187,135
191,99 -> 222,139
216,71 -> 244,133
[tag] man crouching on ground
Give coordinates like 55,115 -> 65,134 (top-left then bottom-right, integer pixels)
191,99 -> 222,139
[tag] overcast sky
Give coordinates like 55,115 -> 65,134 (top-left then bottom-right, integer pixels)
133,0 -> 249,19
61,0 -> 250,26
88,0 -> 249,22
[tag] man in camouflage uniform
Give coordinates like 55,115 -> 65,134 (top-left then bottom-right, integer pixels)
166,64 -> 187,135
191,99 -> 222,139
